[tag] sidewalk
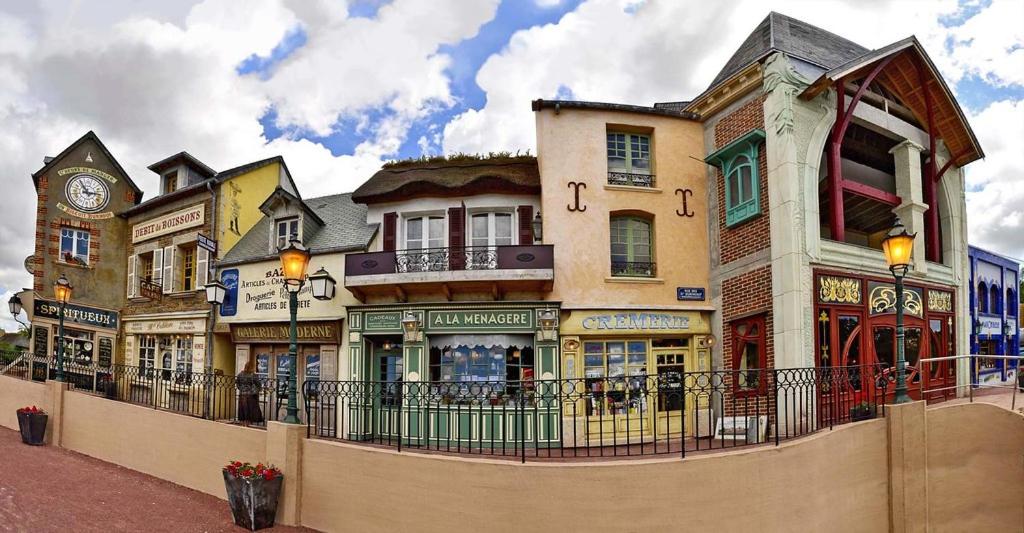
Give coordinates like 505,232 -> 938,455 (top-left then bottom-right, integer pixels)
0,427 -> 314,533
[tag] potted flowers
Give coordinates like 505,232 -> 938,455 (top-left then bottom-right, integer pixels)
222,460 -> 283,531
849,401 -> 876,422
16,406 -> 47,445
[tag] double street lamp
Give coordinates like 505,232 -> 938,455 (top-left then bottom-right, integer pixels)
881,218 -> 916,404
53,275 -> 73,382
279,238 -> 335,424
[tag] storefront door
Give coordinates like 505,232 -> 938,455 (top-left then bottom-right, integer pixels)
652,348 -> 697,437
373,350 -> 403,437
868,315 -> 925,401
924,317 -> 956,400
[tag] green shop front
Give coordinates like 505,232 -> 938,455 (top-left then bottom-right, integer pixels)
343,303 -> 560,450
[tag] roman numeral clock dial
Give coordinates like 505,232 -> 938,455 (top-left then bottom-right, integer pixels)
65,173 -> 110,213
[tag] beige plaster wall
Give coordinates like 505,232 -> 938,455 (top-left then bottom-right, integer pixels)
0,376 -> 49,430
535,108 -> 710,309
926,403 -> 1024,532
300,420 -> 890,533
59,390 -> 265,498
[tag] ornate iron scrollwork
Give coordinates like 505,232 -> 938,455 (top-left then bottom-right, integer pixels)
869,285 -> 923,317
927,290 -> 953,313
818,276 -> 861,304
394,247 -> 498,273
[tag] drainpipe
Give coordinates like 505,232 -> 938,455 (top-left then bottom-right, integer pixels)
205,180 -> 217,373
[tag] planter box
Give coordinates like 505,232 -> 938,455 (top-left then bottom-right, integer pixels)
17,412 -> 47,446
223,471 -> 283,531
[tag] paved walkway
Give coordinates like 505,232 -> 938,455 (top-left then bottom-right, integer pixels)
929,386 -> 1023,413
0,428 -> 314,533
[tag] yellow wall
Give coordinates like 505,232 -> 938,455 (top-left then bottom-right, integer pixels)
535,108 -> 710,309
927,403 -> 1024,531
216,161 -> 283,258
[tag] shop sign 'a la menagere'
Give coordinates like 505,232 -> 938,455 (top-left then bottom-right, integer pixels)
428,310 -> 534,331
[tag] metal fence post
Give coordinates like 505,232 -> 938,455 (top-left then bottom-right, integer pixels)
773,369 -> 780,447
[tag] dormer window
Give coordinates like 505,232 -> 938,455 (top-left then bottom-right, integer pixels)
162,171 -> 179,195
276,217 -> 299,250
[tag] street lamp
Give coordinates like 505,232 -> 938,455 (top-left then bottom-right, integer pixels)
881,218 -> 915,404
279,238 -> 310,424
532,212 -> 543,243
538,309 -> 557,341
8,294 -> 25,328
307,267 -> 336,301
53,275 -> 73,382
204,280 -> 227,307
401,311 -> 420,343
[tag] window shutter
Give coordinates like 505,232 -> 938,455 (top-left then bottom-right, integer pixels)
383,212 -> 397,251
517,205 -> 533,245
127,255 -> 136,298
162,246 -> 174,294
153,248 -> 163,285
448,206 -> 465,270
197,247 -> 209,288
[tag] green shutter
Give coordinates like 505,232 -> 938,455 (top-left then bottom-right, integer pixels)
706,129 -> 765,227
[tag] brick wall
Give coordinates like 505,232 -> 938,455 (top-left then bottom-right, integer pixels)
715,95 -> 771,265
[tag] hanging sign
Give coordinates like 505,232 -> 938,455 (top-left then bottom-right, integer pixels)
220,269 -> 239,317
197,233 -> 218,255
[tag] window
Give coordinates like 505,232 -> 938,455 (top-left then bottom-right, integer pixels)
469,212 -> 513,248
582,341 -> 649,416
977,282 -> 988,313
405,216 -> 444,250
162,171 -> 178,195
606,132 -> 651,174
138,335 -> 156,370
276,217 -> 299,250
53,328 -> 94,364
731,315 -> 766,395
989,285 -> 1001,315
428,334 -> 534,400
610,216 -> 653,277
705,129 -> 765,227
1008,289 -> 1017,317
180,245 -> 196,292
137,252 -> 153,283
175,337 -> 193,374
59,227 -> 90,265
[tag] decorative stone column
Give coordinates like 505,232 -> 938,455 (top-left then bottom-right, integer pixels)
889,140 -> 928,275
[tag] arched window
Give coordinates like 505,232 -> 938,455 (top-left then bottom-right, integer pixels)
978,282 -> 988,313
609,215 -> 654,277
990,285 -> 1001,315
731,314 -> 767,395
705,129 -> 764,227
1008,289 -> 1017,317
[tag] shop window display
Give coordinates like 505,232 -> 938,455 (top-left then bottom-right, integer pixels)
582,340 -> 649,416
428,334 -> 534,404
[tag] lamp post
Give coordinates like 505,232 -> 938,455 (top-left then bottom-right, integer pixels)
538,309 -> 557,341
8,294 -> 23,326
279,238 -> 311,424
53,275 -> 73,382
881,218 -> 915,404
203,279 -> 227,417
401,311 -> 420,343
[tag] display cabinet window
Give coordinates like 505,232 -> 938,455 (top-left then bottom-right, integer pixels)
582,340 -> 649,416
705,129 -> 765,227
607,132 -> 651,174
731,315 -> 766,395
427,334 -> 534,401
59,227 -> 90,265
405,216 -> 444,250
175,337 -> 193,374
180,245 -> 197,292
53,328 -> 94,364
276,217 -> 299,249
610,216 -> 654,277
138,335 -> 157,371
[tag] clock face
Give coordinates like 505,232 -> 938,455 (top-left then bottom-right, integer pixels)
65,173 -> 110,213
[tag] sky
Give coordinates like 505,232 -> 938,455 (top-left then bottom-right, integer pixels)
0,0 -> 1021,332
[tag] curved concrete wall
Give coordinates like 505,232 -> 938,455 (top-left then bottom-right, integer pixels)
927,403 -> 1024,532
301,420 -> 891,533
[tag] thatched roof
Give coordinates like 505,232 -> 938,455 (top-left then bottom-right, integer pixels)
352,156 -> 540,204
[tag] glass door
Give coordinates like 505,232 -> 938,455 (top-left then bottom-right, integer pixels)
869,320 -> 924,400
653,348 -> 691,437
374,349 -> 404,438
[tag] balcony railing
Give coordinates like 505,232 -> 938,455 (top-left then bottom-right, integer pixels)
607,171 -> 656,188
346,245 -> 554,277
611,261 -> 656,278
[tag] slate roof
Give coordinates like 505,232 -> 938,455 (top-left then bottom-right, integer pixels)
220,192 -> 376,266
147,151 -> 216,178
708,12 -> 869,89
352,156 -> 540,204
532,99 -> 700,120
30,131 -> 144,202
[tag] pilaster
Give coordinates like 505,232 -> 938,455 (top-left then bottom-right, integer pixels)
265,421 -> 304,526
886,401 -> 929,532
890,140 -> 928,275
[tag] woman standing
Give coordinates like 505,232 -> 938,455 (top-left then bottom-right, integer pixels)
236,360 -> 264,426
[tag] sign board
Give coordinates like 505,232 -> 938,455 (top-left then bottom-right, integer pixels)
276,354 -> 295,378
220,269 -> 239,317
256,353 -> 270,377
197,233 -> 218,255
979,318 -> 1003,337
97,337 -> 113,367
364,311 -> 403,331
34,299 -> 119,330
33,326 -> 48,358
230,321 -> 341,344
139,280 -> 162,300
124,318 -> 205,335
561,310 -> 710,336
427,309 -> 534,332
306,355 -> 321,381
132,204 -> 205,243
676,287 -> 706,301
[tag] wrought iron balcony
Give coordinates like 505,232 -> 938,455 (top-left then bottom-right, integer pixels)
607,171 -> 656,188
611,261 -> 656,278
345,245 -> 554,299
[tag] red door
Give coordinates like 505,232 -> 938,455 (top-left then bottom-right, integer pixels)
867,316 -> 925,401
923,316 -> 956,401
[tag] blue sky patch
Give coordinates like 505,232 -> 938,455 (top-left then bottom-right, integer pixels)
236,26 -> 308,80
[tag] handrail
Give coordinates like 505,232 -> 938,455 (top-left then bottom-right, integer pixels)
918,354 -> 1021,410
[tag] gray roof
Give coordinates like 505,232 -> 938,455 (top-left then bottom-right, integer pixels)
533,99 -> 699,120
220,192 -> 376,266
709,12 -> 869,89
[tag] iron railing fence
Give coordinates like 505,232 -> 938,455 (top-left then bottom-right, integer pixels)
610,261 -> 656,278
395,246 -> 505,273
0,351 -> 296,428
607,171 -> 656,188
303,364 -> 890,462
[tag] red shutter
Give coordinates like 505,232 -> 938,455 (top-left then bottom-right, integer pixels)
383,212 -> 397,251
448,206 -> 465,270
518,205 -> 534,245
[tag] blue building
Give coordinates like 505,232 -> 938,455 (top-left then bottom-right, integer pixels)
968,245 -> 1020,385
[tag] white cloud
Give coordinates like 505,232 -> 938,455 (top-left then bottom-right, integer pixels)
939,0 -> 1024,87
965,99 -> 1024,258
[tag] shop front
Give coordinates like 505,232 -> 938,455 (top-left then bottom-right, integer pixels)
814,270 -> 958,406
558,310 -> 714,446
27,296 -> 119,389
122,313 -> 208,413
344,304 -> 560,448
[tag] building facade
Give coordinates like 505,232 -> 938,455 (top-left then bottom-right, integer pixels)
21,132 -> 142,383
121,154 -> 299,389
686,13 -> 979,410
968,245 -> 1019,385
532,101 -> 716,441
